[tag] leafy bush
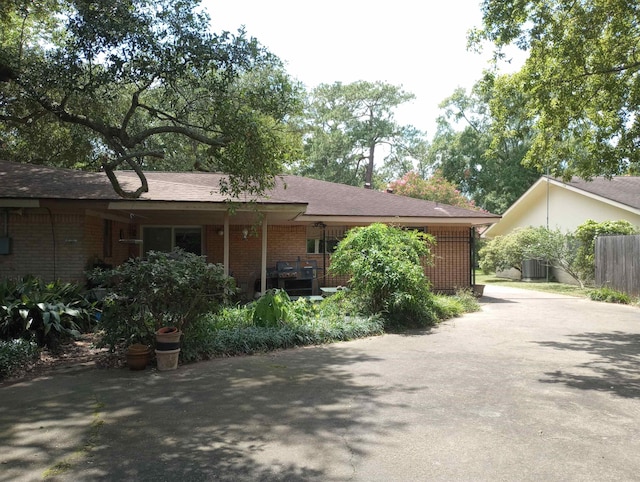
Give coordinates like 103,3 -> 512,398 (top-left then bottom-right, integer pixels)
574,220 -> 638,285
589,287 -> 632,304
0,276 -> 95,348
91,249 -> 237,350
329,223 -> 438,327
479,226 -> 552,274
480,221 -> 639,288
0,339 -> 40,380
252,289 -> 293,327
432,290 -> 481,321
207,305 -> 254,330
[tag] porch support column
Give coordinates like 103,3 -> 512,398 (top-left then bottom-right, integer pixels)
223,211 -> 230,276
261,214 -> 268,295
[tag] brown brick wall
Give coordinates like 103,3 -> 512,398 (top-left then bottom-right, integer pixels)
0,211 -> 473,293
225,225 -> 307,292
0,209 -> 86,282
84,216 -> 132,270
205,225 -> 224,263
0,208 -> 138,283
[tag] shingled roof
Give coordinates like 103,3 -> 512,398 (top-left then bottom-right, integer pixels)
0,160 -> 499,223
558,176 -> 640,210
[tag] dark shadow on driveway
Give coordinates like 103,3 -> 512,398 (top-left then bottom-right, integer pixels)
478,295 -> 516,304
536,331 -> 640,399
0,347 -> 414,481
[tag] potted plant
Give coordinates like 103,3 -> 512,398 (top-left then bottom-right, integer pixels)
93,248 -> 237,371
126,343 -> 152,370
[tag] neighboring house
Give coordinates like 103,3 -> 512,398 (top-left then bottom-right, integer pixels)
0,161 -> 500,295
483,175 -> 640,282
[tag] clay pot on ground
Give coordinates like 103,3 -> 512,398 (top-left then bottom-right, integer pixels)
155,327 -> 182,371
126,344 -> 151,371
155,348 -> 181,371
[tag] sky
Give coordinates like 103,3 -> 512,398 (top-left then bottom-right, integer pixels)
203,0 -> 523,139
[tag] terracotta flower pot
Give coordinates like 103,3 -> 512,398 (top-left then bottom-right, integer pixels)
155,327 -> 182,350
126,344 -> 151,370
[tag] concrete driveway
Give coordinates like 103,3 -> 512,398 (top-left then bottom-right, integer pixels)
2,285 -> 640,481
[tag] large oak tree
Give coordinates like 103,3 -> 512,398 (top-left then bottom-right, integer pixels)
0,0 -> 303,198
472,0 -> 640,178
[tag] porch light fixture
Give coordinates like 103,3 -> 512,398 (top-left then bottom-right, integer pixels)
242,227 -> 249,240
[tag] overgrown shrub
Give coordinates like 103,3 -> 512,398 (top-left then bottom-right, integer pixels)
91,249 -> 237,350
0,339 -> 40,380
0,276 -> 95,348
479,227 -> 554,274
329,223 -> 438,327
589,287 -> 632,304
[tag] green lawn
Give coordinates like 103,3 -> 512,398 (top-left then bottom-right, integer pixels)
474,270 -> 592,298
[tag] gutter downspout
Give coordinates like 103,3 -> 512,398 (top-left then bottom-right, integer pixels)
546,172 -> 550,282
223,212 -> 230,276
261,214 -> 268,295
470,227 -> 476,287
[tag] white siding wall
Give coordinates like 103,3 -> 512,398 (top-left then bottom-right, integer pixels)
488,180 -> 640,237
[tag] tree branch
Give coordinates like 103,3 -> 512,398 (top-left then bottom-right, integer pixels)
581,61 -> 640,78
129,124 -> 229,147
101,151 -> 163,199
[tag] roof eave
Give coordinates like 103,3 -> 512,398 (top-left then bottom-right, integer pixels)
107,200 -> 308,212
0,199 -> 41,208
297,215 -> 500,226
556,179 -> 640,215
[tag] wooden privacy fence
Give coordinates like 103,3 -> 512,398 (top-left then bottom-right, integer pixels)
595,234 -> 640,296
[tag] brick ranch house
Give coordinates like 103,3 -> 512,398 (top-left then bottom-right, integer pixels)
0,161 -> 500,296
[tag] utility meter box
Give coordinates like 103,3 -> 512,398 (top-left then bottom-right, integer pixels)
0,237 -> 11,255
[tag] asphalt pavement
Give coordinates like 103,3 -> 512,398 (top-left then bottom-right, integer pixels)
1,285 -> 640,481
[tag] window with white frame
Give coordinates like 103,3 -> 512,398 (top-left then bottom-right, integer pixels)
306,225 -> 346,254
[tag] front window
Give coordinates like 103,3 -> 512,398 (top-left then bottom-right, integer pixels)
306,225 -> 346,254
142,226 -> 202,256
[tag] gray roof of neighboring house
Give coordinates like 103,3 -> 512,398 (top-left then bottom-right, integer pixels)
0,160 -> 499,222
556,176 -> 640,210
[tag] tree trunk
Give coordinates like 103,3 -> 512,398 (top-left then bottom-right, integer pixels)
364,141 -> 375,188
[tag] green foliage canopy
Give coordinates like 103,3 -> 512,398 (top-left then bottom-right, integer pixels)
480,220 -> 639,287
428,74 -> 539,214
0,0 -> 303,198
473,0 -> 640,178
479,226 -> 550,274
329,223 -> 437,326
296,81 -> 428,187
